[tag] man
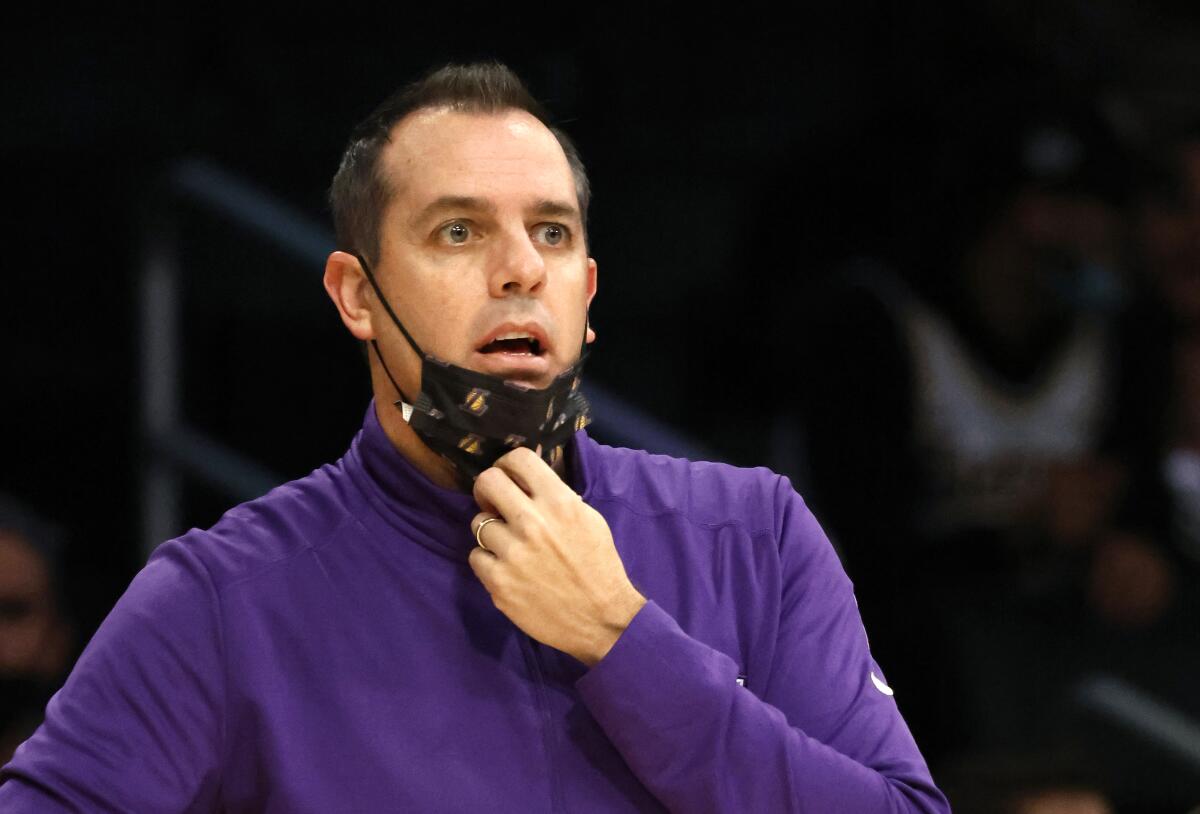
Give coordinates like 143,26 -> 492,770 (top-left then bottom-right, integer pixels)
0,62 -> 948,812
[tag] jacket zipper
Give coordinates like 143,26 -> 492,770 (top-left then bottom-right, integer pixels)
519,635 -> 567,813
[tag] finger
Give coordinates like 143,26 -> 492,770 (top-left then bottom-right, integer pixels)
473,466 -> 534,524
493,446 -> 560,498
475,490 -> 499,516
468,545 -> 501,586
471,512 -> 497,537
471,512 -> 498,547
471,513 -> 514,558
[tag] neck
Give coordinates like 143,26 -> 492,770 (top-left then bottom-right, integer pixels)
366,346 -> 465,491
374,396 -> 467,492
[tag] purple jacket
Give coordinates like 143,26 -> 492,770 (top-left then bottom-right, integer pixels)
1,402 -> 948,812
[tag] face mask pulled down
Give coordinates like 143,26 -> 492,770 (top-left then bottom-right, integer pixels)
357,254 -> 592,481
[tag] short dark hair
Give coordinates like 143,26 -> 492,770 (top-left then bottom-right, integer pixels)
330,61 -> 591,263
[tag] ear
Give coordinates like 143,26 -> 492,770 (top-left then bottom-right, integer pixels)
585,257 -> 598,344
324,250 -> 376,341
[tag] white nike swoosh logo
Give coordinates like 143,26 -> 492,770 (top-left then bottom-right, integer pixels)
870,671 -> 894,697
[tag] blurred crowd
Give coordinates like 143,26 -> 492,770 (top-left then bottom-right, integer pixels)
794,90 -> 1200,812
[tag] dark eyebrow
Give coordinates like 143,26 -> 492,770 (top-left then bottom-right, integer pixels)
409,196 -> 580,229
531,199 -> 579,221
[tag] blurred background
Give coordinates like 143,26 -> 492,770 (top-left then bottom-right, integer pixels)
3,2 -> 1200,811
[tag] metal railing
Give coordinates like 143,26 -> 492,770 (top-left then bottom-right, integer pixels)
138,158 -> 716,558
1074,673 -> 1200,772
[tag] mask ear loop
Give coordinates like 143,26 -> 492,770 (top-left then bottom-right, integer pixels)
369,341 -> 415,421
356,252 -> 422,417
577,308 -> 591,360
356,253 -> 425,357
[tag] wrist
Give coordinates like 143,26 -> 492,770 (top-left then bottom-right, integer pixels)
577,588 -> 646,667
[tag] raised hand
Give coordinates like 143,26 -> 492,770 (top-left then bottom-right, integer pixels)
468,447 -> 646,666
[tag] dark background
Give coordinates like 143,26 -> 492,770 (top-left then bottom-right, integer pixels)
4,1 -> 1200,798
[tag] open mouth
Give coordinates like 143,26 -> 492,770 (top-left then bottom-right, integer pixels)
478,335 -> 544,356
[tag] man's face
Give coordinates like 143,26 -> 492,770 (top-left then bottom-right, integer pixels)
0,532 -> 63,678
369,108 -> 596,393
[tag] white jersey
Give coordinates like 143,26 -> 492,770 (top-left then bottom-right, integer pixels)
898,294 -> 1110,538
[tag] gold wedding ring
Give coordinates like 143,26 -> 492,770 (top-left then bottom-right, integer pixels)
475,517 -> 500,552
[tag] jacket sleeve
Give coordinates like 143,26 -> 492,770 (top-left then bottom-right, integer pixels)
0,539 -> 224,813
574,476 -> 949,813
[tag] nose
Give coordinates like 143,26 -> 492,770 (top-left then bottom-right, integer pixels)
488,227 -> 546,298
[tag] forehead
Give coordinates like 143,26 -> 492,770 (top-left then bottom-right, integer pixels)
379,107 -> 576,212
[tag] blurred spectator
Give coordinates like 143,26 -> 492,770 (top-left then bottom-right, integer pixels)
789,86 -> 1184,768
1135,133 -> 1200,566
1010,790 -> 1112,814
0,495 -> 72,764
938,750 -> 1114,814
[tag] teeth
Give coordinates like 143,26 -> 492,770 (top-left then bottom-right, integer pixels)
495,332 -> 533,341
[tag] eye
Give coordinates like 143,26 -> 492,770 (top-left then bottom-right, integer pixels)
534,223 -> 567,246
439,221 -> 471,245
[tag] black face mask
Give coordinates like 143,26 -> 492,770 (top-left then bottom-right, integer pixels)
356,254 -> 592,481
